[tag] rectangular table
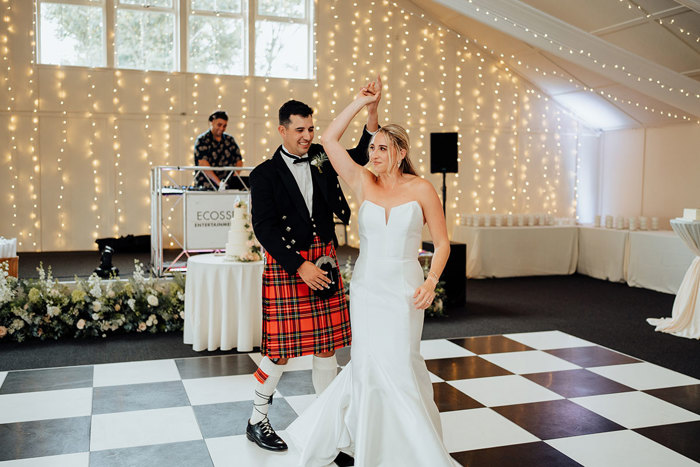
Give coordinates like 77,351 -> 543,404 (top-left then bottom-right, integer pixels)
452,225 -> 579,279
626,230 -> 696,294
577,227 -> 628,282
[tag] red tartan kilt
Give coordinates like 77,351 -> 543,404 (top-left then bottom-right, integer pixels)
261,236 -> 351,358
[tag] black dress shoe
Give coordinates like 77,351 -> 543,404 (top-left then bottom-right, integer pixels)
246,418 -> 288,452
334,451 -> 355,466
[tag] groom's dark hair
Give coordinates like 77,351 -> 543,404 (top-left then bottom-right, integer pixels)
279,100 -> 313,127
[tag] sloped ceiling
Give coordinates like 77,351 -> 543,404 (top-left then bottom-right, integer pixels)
409,0 -> 700,130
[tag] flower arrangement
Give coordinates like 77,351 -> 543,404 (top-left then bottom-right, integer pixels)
232,200 -> 263,262
339,257 -> 447,318
0,261 -> 186,343
310,151 -> 329,173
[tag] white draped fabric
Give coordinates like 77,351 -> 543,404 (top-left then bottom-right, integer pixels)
451,225 -> 579,278
577,227 -> 628,282
626,231 -> 695,294
183,254 -> 263,351
647,220 -> 700,339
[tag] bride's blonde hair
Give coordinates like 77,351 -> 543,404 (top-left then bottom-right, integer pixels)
372,124 -> 417,176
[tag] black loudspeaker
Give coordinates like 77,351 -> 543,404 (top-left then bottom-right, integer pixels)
430,132 -> 459,174
422,241 -> 466,306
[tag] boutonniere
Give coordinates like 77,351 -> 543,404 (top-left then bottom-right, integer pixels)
310,151 -> 329,173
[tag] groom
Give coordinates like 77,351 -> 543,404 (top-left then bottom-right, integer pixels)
247,88 -> 380,451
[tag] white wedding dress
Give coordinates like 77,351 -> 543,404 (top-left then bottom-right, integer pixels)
286,200 -> 455,467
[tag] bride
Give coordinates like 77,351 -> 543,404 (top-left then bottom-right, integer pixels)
286,77 -> 455,467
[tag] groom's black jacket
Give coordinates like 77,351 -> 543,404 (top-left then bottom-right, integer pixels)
250,127 -> 372,276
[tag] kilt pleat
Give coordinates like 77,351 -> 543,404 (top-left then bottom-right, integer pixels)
261,237 -> 351,358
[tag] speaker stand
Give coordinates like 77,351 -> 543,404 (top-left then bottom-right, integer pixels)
441,171 -> 447,216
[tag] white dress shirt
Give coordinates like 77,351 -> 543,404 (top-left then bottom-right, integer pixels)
281,145 -> 313,217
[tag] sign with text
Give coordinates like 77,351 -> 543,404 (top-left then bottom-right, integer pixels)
184,191 -> 250,250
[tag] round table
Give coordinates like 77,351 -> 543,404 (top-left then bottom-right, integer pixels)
647,219 -> 700,339
183,254 -> 264,351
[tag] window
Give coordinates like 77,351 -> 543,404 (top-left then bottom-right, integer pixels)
255,0 -> 313,79
116,0 -> 177,72
36,0 -> 315,79
38,0 -> 106,67
188,0 -> 246,75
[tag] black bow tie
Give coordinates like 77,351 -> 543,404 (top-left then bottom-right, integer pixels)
281,148 -> 310,164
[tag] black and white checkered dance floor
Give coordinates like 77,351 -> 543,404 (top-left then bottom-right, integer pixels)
1,330 -> 698,466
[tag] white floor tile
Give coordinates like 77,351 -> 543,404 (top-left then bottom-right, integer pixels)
420,339 -> 475,360
92,359 -> 181,387
0,371 -> 7,389
0,452 -> 90,467
449,375 -> 564,407
247,353 -> 313,372
206,433 -> 302,467
90,406 -> 202,451
589,362 -> 700,390
480,350 -> 580,374
440,408 -> 539,452
570,391 -> 700,429
183,374 -> 256,405
0,388 -> 92,424
547,430 -> 699,467
504,330 -> 594,350
284,394 -> 318,416
429,371 -> 444,383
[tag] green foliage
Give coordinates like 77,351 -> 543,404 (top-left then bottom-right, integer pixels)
188,16 -> 244,74
0,261 -> 185,343
116,9 -> 175,71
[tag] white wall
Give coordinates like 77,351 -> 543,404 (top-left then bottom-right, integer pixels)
1,0 -> 596,252
598,124 -> 700,228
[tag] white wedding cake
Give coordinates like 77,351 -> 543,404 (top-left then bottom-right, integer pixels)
225,201 -> 253,261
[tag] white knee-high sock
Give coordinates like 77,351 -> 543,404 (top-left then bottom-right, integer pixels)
312,355 -> 338,395
250,356 -> 286,424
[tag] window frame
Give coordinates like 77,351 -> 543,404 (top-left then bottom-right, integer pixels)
36,0 -> 316,79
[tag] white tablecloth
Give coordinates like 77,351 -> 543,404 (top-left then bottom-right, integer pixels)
452,225 -> 579,279
647,220 -> 700,339
183,254 -> 263,351
577,227 -> 628,282
626,230 -> 695,294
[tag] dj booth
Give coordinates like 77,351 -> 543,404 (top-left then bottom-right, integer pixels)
150,166 -> 255,276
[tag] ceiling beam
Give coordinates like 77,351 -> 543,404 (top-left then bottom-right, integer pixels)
435,0 -> 700,117
589,6 -> 686,36
672,0 -> 700,14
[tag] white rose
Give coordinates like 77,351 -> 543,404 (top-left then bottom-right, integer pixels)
46,305 -> 61,317
92,301 -> 102,312
147,295 -> 158,307
107,290 -> 115,298
127,298 -> 136,311
77,319 -> 86,330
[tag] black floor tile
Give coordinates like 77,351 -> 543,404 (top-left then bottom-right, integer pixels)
193,398 -> 298,438
635,421 -> 700,463
426,356 -> 512,381
644,385 -> 700,415
450,335 -> 534,354
90,440 -> 214,467
0,366 -> 93,394
493,399 -> 625,440
92,381 -> 190,414
0,416 -> 91,461
277,369 -> 316,397
524,369 -> 635,398
432,382 -> 483,412
175,354 -> 258,380
545,346 -> 640,367
451,441 -> 582,467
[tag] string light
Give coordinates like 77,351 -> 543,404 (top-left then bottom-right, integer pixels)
1,0 -> 662,253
